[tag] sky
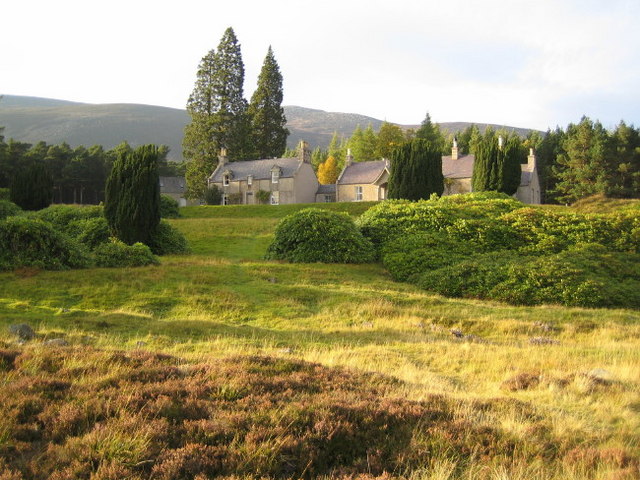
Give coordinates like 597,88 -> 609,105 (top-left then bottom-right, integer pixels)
2,0 -> 639,131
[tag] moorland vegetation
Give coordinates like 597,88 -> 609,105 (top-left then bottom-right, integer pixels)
2,195 -> 638,479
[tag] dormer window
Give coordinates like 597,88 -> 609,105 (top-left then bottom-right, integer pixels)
247,175 -> 253,187
222,169 -> 233,187
271,166 -> 281,184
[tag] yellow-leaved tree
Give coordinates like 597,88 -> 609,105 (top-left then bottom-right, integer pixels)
317,156 -> 339,184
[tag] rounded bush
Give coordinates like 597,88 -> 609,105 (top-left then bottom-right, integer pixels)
147,221 -> 190,255
30,205 -> 103,230
0,200 -> 22,220
71,217 -> 111,248
93,239 -> 159,268
160,195 -> 180,218
0,217 -> 90,271
266,208 -> 375,263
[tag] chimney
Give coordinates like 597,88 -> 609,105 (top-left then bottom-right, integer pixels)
218,147 -> 228,166
528,147 -> 537,170
346,148 -> 354,167
297,140 -> 311,163
451,137 -> 459,161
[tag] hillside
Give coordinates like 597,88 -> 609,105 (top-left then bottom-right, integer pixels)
0,95 -> 540,162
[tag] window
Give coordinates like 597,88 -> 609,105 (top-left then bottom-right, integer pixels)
223,174 -> 230,186
271,169 -> 280,184
324,195 -> 333,203
222,194 -> 228,205
355,186 -> 363,201
270,191 -> 280,205
246,192 -> 253,204
247,175 -> 253,187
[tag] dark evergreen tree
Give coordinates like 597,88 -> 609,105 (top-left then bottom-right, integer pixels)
388,139 -> 444,200
415,112 -> 446,153
248,46 -> 288,159
104,144 -> 160,245
551,117 -> 614,203
9,162 -> 53,210
183,27 -> 250,198
472,131 -> 523,195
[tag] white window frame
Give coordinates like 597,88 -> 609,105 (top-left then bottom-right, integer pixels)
223,174 -> 230,187
247,175 -> 253,187
270,191 -> 280,205
324,194 -> 333,203
355,185 -> 363,201
271,170 -> 279,184
222,194 -> 228,205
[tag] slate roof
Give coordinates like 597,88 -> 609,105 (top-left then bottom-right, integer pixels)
159,176 -> 186,194
441,155 -> 475,179
316,184 -> 336,194
338,160 -> 389,185
209,157 -> 301,183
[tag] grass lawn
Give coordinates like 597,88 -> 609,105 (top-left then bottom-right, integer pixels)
1,200 -> 639,479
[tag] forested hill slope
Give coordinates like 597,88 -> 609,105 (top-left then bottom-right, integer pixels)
0,95 -> 538,161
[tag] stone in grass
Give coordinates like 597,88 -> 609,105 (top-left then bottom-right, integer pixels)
44,338 -> 69,347
8,324 -> 36,341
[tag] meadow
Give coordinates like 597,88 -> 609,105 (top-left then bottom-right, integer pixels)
0,199 -> 639,479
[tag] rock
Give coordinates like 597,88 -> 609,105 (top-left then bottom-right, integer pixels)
585,368 -> 613,383
135,341 -> 148,348
534,321 -> 556,332
361,321 -> 374,328
44,338 -> 69,347
450,329 -> 464,338
9,324 -> 36,341
268,277 -> 278,283
278,347 -> 293,354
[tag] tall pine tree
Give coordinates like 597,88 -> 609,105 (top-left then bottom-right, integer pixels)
183,27 -> 250,198
248,46 -> 288,159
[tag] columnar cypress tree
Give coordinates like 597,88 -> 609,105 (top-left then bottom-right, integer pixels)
104,144 -> 160,245
388,139 -> 444,200
472,131 -> 523,195
9,162 -> 53,210
248,46 -> 288,159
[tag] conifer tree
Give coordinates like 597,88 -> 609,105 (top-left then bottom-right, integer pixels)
9,162 -> 53,210
388,139 -> 443,200
183,27 -> 250,198
104,145 -> 160,245
471,130 -> 523,195
415,112 -> 446,153
248,46 -> 288,159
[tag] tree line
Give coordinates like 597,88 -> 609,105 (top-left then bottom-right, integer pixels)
311,113 -> 640,203
0,132 -> 183,208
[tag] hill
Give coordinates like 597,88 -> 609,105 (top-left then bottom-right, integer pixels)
0,95 -> 540,162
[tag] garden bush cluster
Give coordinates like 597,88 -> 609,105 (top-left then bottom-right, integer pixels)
0,203 -> 189,271
358,193 -> 640,308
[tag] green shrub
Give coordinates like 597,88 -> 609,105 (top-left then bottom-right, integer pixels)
0,188 -> 9,200
204,185 -> 222,205
382,233 -> 476,282
414,246 -> 640,308
444,218 -> 525,251
71,217 -> 111,248
266,208 -> 375,263
0,200 -> 22,220
160,195 -> 180,218
30,204 -> 103,230
0,217 -> 90,270
147,221 -> 190,255
93,239 -> 159,268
